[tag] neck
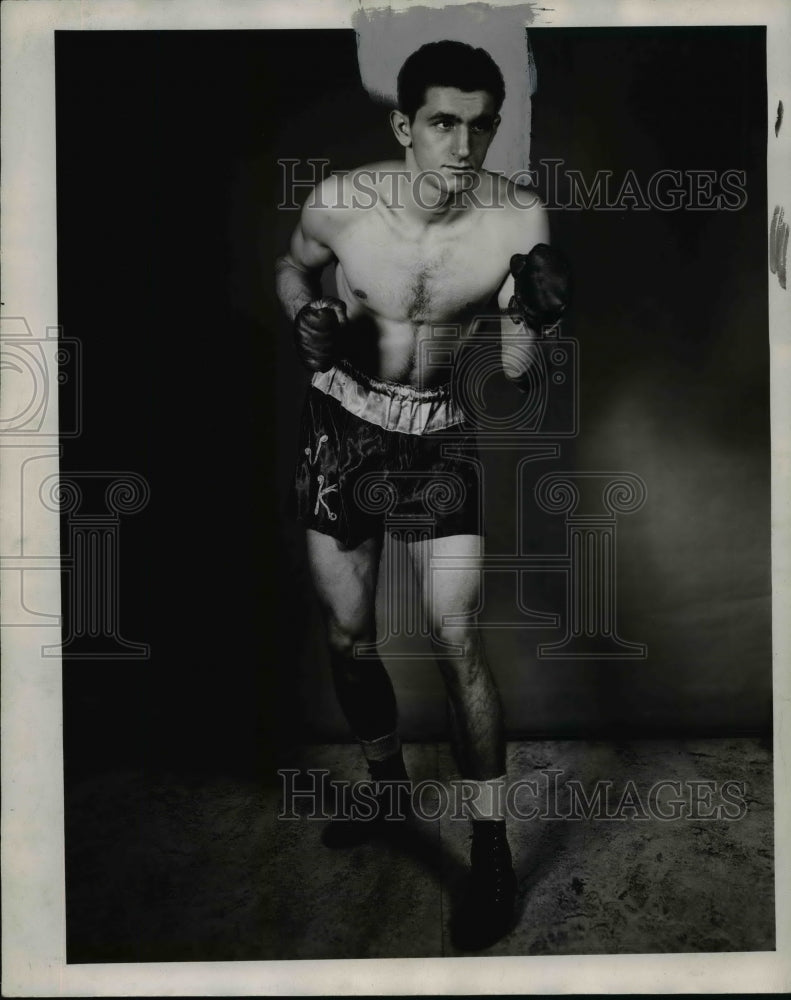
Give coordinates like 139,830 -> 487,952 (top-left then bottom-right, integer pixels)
401,151 -> 475,225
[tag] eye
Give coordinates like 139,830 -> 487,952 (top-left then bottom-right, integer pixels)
435,120 -> 454,131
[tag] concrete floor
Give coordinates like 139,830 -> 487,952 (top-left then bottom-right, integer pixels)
65,738 -> 774,962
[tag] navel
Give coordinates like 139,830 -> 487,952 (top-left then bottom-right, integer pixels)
354,289 -> 368,300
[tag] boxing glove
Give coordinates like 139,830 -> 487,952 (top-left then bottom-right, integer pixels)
294,296 -> 347,373
509,243 -> 572,333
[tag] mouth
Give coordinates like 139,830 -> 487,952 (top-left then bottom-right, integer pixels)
445,165 -> 474,173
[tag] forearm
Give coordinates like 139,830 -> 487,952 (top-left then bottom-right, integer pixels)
501,313 -> 539,387
275,255 -> 322,323
502,241 -> 572,389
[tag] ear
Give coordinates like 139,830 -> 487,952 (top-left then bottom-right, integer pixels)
492,114 -> 501,137
390,108 -> 412,148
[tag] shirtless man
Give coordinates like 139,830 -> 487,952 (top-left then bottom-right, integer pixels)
276,40 -> 569,951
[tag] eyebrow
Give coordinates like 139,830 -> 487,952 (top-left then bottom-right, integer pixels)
426,111 -> 497,126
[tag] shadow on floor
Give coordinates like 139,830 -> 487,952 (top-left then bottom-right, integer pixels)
64,737 -> 774,962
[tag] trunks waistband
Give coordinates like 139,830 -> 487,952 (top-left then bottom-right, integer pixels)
311,360 -> 465,435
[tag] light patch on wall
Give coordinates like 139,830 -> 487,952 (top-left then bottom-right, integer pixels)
353,2 -> 537,177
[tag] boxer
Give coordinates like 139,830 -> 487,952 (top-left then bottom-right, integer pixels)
276,40 -> 571,951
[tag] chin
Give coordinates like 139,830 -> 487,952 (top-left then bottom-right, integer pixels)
449,169 -> 480,187
417,169 -> 468,203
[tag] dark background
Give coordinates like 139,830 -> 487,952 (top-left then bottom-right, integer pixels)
56,24 -> 770,966
273,26 -> 770,744
57,28 -> 769,786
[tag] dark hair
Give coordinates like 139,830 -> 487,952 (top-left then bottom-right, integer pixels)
397,40 -> 506,121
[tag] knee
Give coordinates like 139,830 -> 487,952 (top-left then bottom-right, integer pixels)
431,624 -> 482,683
432,622 -> 478,657
325,614 -> 375,660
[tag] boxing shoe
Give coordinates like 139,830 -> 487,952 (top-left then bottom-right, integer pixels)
320,779 -> 412,848
321,750 -> 411,849
451,821 -> 518,951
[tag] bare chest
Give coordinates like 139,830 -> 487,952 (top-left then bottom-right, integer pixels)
333,213 -> 508,322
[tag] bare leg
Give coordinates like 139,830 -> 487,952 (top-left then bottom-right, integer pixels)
407,533 -> 505,780
305,529 -> 396,741
305,529 -> 408,845
407,532 -> 515,949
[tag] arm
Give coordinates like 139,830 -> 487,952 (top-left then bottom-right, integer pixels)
497,202 -> 572,388
498,272 -> 539,383
275,178 -> 348,371
497,198 -> 550,385
275,196 -> 336,322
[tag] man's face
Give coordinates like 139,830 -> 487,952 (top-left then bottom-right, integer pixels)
408,86 -> 500,195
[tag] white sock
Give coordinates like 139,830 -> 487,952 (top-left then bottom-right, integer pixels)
358,730 -> 401,763
459,774 -> 507,821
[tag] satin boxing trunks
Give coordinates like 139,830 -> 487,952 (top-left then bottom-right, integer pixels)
292,361 -> 482,548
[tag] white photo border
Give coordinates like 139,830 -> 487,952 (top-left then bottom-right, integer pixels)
1,0 -> 789,994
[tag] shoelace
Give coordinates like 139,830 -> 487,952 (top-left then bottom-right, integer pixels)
469,842 -> 516,903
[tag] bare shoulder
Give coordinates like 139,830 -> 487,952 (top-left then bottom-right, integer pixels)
299,171 -> 353,244
485,172 -> 549,252
300,161 -> 402,243
304,161 -> 404,208
350,159 -> 406,184
481,173 -> 551,309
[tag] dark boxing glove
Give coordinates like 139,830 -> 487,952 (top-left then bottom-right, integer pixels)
294,296 -> 348,373
509,243 -> 572,333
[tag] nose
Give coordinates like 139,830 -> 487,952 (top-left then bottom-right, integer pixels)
453,126 -> 470,161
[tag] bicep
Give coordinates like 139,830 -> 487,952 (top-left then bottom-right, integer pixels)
287,216 -> 335,272
286,173 -> 348,271
495,199 -> 550,310
531,201 -> 551,246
